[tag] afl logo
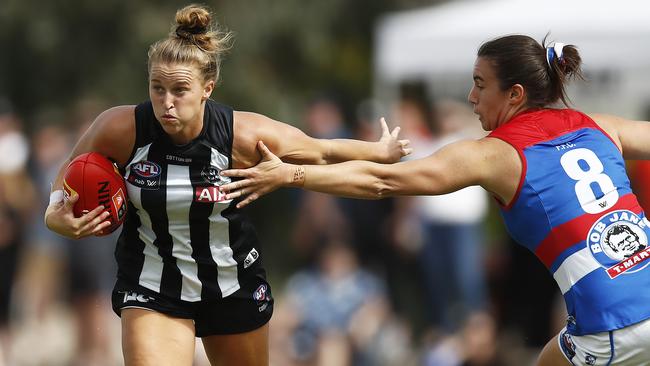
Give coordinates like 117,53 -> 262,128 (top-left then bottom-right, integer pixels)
132,161 -> 161,178
587,210 -> 650,278
253,284 -> 268,301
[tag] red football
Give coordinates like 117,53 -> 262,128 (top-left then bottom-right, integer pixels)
63,152 -> 128,235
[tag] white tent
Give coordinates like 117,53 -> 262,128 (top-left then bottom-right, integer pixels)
374,0 -> 650,117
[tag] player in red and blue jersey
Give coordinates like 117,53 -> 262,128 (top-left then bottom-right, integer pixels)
220,35 -> 650,365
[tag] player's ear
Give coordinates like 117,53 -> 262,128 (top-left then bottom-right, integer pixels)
202,80 -> 214,100
509,84 -> 525,105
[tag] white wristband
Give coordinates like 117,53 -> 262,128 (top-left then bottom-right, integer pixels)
49,190 -> 64,205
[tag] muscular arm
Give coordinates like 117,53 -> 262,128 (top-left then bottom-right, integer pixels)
45,105 -> 135,238
590,113 -> 650,160
298,138 -> 507,199
222,137 -> 519,208
231,111 -> 409,168
50,105 -> 136,191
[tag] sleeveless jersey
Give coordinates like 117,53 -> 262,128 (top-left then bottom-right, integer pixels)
115,99 -> 264,302
489,109 -> 650,335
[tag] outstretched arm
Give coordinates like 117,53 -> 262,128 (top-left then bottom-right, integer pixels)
221,138 -> 511,208
232,112 -> 411,168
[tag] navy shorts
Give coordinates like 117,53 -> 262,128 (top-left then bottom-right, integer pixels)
111,275 -> 273,337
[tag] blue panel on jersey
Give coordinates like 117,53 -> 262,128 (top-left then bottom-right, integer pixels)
503,128 -> 631,252
564,264 -> 650,335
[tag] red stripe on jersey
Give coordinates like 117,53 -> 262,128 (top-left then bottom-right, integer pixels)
489,109 -> 608,150
535,193 -> 643,268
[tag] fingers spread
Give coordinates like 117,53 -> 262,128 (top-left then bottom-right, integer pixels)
391,126 -> 401,138
380,117 -> 389,136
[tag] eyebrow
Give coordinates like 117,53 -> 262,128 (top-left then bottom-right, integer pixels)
149,79 -> 191,86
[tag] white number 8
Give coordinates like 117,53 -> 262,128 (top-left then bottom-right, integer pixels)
560,148 -> 618,214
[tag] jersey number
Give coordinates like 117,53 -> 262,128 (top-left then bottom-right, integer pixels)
560,148 -> 618,214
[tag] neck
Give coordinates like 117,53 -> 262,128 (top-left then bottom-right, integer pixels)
502,105 -> 530,125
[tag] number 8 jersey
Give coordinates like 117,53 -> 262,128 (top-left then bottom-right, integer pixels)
489,109 -> 650,335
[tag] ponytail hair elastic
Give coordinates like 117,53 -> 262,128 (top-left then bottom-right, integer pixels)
546,42 -> 566,67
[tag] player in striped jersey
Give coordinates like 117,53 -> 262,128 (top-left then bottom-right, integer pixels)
43,5 -> 411,366
222,35 -> 650,365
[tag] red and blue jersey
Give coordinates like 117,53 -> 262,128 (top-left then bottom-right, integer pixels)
489,109 -> 650,335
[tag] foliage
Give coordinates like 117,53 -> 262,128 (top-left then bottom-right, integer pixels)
0,0 -> 443,129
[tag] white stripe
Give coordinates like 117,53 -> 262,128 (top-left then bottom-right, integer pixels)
553,247 -> 601,294
166,164 -> 202,301
126,145 -> 164,293
210,148 -> 239,296
135,187 -> 164,293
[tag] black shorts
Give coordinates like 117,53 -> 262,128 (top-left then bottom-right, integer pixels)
111,275 -> 273,337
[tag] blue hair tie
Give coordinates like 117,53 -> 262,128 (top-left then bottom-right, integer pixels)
546,42 -> 566,67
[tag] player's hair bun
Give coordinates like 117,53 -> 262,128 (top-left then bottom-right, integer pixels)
174,5 -> 212,41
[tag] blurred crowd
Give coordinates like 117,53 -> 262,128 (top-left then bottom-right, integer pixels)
1,87 -> 650,366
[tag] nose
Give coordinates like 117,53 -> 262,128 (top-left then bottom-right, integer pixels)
163,93 -> 174,110
467,87 -> 476,104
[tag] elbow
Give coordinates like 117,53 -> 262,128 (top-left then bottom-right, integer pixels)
372,177 -> 397,200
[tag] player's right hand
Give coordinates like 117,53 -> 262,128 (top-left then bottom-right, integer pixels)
44,192 -> 112,239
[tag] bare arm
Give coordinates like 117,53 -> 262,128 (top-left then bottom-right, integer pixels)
221,138 -> 517,208
45,105 -> 136,239
590,113 -> 650,160
231,111 -> 411,168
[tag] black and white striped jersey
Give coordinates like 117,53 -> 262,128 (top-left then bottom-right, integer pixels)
115,99 -> 263,302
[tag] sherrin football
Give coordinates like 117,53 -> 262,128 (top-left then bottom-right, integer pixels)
63,152 -> 128,235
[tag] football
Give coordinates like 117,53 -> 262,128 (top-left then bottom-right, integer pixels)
63,152 -> 128,235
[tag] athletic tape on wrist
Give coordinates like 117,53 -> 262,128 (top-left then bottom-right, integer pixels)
49,190 -> 64,205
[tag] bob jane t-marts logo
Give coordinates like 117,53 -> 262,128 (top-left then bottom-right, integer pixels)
587,210 -> 650,278
128,160 -> 161,189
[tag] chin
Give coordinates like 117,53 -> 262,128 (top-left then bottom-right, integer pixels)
159,121 -> 181,134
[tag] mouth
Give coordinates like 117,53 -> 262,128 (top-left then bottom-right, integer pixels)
161,114 -> 177,122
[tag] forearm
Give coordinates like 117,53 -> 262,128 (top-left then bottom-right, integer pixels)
290,160 -> 392,199
322,139 -> 386,164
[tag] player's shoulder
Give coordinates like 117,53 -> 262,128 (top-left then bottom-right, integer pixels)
96,105 -> 136,126
89,105 -> 137,166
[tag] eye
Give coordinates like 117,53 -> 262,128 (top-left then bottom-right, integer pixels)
174,88 -> 189,96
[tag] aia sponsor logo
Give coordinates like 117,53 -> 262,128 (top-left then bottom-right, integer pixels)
587,210 -> 650,278
132,161 -> 161,178
194,186 -> 231,203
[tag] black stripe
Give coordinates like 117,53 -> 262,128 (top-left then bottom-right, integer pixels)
142,141 -> 182,299
115,201 -> 146,282
188,145 -> 222,300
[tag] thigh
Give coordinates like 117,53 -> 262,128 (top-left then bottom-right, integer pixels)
201,323 -> 269,366
537,335 -> 572,366
121,308 -> 196,366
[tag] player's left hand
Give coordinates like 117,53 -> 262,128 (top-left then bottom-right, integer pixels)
220,141 -> 292,209
377,117 -> 412,163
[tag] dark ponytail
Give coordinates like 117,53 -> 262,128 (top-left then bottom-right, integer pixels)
477,34 -> 584,108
